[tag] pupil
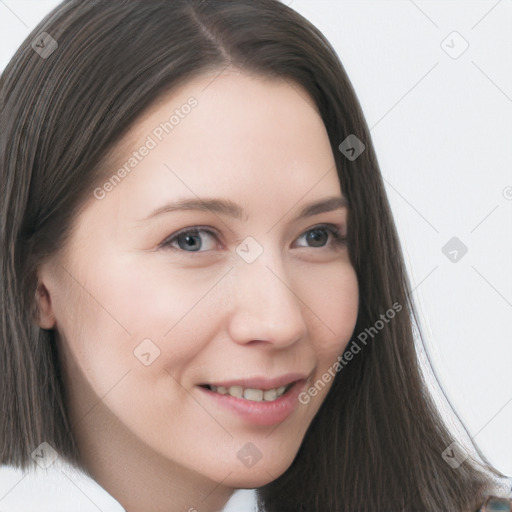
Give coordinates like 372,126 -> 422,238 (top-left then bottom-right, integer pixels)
180,234 -> 200,251
307,229 -> 326,247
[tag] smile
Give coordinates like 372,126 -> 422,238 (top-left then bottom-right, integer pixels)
197,379 -> 308,426
200,383 -> 294,402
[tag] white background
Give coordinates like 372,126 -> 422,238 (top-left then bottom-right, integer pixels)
1,1 -> 511,510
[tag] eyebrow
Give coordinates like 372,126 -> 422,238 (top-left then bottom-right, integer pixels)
143,195 -> 348,222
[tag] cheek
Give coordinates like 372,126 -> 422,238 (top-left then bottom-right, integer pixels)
302,262 -> 359,356
55,253 -> 209,427
53,253 -> 189,389
88,251 -> 211,334
86,253 -> 224,376
120,263 -> 222,346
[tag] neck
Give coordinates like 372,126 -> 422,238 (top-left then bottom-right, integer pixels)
71,398 -> 234,512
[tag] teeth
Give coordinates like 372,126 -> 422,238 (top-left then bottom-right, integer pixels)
228,385 -> 243,398
263,388 -> 277,401
207,383 -> 291,402
243,388 -> 263,401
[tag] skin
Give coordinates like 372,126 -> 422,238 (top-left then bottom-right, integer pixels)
35,69 -> 359,512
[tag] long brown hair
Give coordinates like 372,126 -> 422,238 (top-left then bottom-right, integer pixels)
1,1 -> 509,510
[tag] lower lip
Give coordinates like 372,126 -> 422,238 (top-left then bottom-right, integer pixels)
198,379 -> 306,426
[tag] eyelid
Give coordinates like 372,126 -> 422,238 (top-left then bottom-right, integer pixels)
158,222 -> 347,252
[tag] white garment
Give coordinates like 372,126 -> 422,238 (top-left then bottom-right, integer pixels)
0,461 -> 258,512
2,461 -> 508,511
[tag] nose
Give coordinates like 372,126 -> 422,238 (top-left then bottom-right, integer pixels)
226,248 -> 308,348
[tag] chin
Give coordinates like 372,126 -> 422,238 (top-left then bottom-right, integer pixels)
223,458 -> 295,489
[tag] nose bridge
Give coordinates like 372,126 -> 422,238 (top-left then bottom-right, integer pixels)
227,241 -> 308,346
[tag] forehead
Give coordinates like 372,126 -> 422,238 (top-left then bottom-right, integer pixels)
88,70 -> 340,225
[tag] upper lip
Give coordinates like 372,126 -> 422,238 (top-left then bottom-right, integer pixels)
200,372 -> 310,390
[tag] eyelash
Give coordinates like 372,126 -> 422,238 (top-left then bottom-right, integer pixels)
159,223 -> 347,254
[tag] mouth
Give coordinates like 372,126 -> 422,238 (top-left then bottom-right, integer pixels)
198,381 -> 296,402
197,378 -> 308,426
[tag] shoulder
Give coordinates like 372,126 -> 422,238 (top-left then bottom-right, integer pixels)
476,495 -> 512,511
0,462 -> 124,511
475,476 -> 512,511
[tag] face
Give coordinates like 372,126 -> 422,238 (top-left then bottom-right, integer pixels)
37,69 -> 359,503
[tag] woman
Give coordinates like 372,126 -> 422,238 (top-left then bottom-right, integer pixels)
1,1 -> 510,511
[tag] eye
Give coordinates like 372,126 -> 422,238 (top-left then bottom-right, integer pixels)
160,227 -> 218,252
295,223 -> 347,249
159,223 -> 346,253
